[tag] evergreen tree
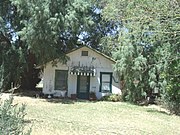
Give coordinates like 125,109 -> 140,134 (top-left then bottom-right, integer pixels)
1,0 -> 117,90
102,0 -> 180,114
0,0 -> 24,90
12,0 -> 91,64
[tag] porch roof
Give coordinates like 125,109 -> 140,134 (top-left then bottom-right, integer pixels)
70,66 -> 96,76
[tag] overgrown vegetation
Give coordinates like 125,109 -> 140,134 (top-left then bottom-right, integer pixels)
0,95 -> 31,134
100,94 -> 122,102
0,0 -> 117,91
0,0 -> 179,115
101,0 -> 180,115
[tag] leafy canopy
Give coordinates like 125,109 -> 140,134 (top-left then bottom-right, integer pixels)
102,0 -> 180,114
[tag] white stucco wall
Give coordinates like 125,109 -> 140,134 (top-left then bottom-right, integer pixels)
43,46 -> 121,99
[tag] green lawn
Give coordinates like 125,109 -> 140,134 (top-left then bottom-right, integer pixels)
13,96 -> 180,135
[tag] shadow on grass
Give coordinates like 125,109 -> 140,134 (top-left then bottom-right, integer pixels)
45,98 -> 98,104
146,109 -> 170,115
46,98 -> 75,104
24,118 -> 44,124
24,119 -> 32,124
5,89 -> 98,104
12,89 -> 42,98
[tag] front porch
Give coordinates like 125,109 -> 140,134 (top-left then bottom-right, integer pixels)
52,65 -> 97,100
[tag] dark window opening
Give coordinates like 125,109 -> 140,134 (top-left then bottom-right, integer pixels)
100,72 -> 112,93
55,70 -> 68,90
81,51 -> 88,56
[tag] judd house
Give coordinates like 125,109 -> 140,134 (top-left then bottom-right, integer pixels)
40,46 -> 121,99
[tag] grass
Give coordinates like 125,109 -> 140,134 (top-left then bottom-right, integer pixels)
9,95 -> 180,135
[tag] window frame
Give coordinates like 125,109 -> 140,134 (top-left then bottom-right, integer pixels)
54,70 -> 68,90
99,72 -> 112,93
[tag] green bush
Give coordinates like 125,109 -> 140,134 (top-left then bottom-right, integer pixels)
0,95 -> 31,135
165,101 -> 180,115
162,92 -> 180,116
101,94 -> 122,102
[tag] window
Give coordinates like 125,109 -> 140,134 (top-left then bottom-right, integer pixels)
55,70 -> 68,90
100,72 -> 112,93
81,51 -> 88,56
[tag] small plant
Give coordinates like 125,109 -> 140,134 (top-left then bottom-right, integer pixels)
100,94 -> 122,102
89,91 -> 97,101
0,95 -> 31,135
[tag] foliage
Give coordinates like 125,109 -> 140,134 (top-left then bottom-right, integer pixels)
101,0 -> 180,114
0,0 -> 37,90
11,0 -> 118,63
0,0 -> 117,90
162,59 -> 180,115
0,95 -> 31,134
0,30 -> 24,91
100,94 -> 122,102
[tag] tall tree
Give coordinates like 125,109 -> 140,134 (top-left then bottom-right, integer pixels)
102,0 -> 180,114
12,0 -> 92,64
1,0 -> 117,90
0,0 -> 24,90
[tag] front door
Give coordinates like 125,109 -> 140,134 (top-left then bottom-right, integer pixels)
77,75 -> 90,99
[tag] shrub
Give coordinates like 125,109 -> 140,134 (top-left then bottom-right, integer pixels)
160,75 -> 180,115
165,100 -> 180,115
101,94 -> 122,102
0,95 -> 31,135
161,94 -> 180,116
155,96 -> 180,116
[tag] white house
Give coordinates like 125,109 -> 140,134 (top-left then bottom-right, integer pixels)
41,46 -> 121,99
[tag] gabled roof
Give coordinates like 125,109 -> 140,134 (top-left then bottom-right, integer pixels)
66,46 -> 116,63
35,45 -> 115,69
